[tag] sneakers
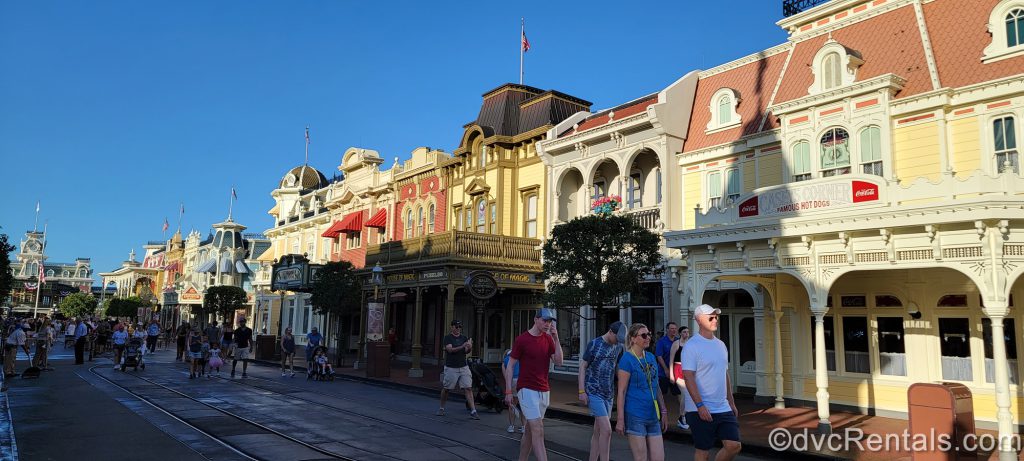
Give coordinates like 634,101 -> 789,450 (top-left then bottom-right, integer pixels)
435,408 -> 445,416
470,411 -> 480,420
507,425 -> 515,433
677,417 -> 689,430
518,426 -> 525,433
281,371 -> 287,377
290,372 -> 295,377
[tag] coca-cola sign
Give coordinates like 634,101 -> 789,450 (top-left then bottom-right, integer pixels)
738,178 -> 881,218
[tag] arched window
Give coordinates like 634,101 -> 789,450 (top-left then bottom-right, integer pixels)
718,95 -> 732,125
428,204 -> 435,233
405,209 -> 414,237
47,269 -> 54,277
707,171 -> 722,209
627,170 -> 642,209
994,116 -> 1019,174
489,203 -> 497,234
416,206 -> 424,237
525,195 -> 538,238
480,145 -> 488,168
822,52 -> 842,90
792,141 -> 812,181
820,128 -> 851,176
1007,8 -> 1024,47
859,126 -> 883,176
476,199 -> 487,233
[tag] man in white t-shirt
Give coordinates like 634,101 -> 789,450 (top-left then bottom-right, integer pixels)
681,304 -> 741,461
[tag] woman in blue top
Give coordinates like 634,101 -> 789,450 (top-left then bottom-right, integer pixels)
305,327 -> 323,369
502,349 -> 523,433
615,323 -> 668,461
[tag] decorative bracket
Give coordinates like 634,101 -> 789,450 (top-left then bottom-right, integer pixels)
610,132 -> 626,149
880,229 -> 895,263
998,220 -> 1010,240
768,238 -> 781,267
801,236 -> 813,251
839,231 -> 854,265
975,221 -> 987,240
737,241 -> 750,270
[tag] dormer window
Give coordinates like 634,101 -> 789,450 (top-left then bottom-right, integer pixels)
984,1 -> 1024,62
808,39 -> 863,95
707,88 -> 741,132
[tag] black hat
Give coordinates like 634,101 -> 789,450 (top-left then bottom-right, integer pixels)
451,320 -> 463,327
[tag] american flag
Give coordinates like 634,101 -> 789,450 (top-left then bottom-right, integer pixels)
38,261 -> 45,285
232,187 -> 238,200
305,126 -> 310,145
162,218 -> 169,232
521,28 -> 530,53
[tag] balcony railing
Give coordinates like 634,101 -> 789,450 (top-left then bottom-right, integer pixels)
624,206 -> 661,230
365,230 -> 542,269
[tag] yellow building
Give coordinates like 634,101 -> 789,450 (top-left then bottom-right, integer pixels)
662,0 -> 1024,455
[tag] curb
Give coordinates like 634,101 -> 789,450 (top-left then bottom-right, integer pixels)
252,358 -> 845,460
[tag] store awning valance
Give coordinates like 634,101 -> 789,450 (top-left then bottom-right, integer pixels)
196,259 -> 217,273
235,260 -> 249,274
365,208 -> 387,229
322,212 -> 363,238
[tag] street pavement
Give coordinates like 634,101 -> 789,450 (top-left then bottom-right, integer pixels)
3,346 -> 776,461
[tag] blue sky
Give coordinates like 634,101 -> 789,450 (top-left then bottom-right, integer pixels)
0,1 -> 787,282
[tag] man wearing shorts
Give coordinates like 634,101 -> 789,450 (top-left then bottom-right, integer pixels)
231,318 -> 253,378
436,320 -> 479,420
504,308 -> 564,461
682,304 -> 741,461
577,321 -> 624,461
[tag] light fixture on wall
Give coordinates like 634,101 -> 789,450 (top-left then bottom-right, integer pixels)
907,302 -> 922,320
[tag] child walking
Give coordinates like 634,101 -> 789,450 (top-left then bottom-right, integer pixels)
207,339 -> 223,377
188,333 -> 204,379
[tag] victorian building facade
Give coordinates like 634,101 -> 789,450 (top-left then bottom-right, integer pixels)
6,229 -> 93,315
536,73 -> 697,374
662,0 -> 1024,456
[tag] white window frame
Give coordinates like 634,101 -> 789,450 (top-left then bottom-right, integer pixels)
992,114 -> 1020,174
983,0 -> 1024,63
346,231 -> 361,249
707,170 -> 722,209
725,168 -> 740,205
819,127 -> 852,177
405,209 -> 414,238
524,194 -> 538,238
476,199 -> 486,233
627,169 -> 643,209
859,125 -> 883,176
416,206 -> 424,237
592,178 -> 607,202
706,88 -> 742,132
792,140 -> 812,181
808,39 -> 863,95
428,204 -> 435,234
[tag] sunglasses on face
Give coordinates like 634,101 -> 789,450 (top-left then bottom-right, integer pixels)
707,315 -> 719,321
638,332 -> 651,339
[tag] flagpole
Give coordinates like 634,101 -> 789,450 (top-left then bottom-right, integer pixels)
228,187 -> 235,221
33,222 -> 47,318
34,201 -> 40,232
178,203 -> 184,233
520,18 -> 524,85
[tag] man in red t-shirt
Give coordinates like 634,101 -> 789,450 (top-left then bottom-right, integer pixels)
504,308 -> 564,461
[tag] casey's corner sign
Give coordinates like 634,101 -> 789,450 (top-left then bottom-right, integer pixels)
738,178 -> 882,219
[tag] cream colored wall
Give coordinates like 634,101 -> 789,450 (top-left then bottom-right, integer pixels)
774,269 -> 1024,425
949,116 -> 982,176
758,153 -> 783,188
682,171 -> 702,230
742,160 -> 756,192
518,161 -> 546,238
893,121 -> 941,182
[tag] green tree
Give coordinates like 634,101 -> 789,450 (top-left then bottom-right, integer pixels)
309,261 -> 362,360
0,233 -> 14,305
541,213 -> 663,317
105,296 -> 144,319
58,292 -> 99,319
203,286 -> 247,323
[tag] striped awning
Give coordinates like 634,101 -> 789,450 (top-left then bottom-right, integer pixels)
235,260 -> 249,274
220,258 -> 233,273
196,259 -> 217,273
322,211 -> 363,238
365,208 -> 387,229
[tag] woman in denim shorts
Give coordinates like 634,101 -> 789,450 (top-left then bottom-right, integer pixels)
615,323 -> 668,461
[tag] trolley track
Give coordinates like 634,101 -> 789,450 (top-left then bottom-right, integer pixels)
215,370 -> 586,461
89,365 -> 367,461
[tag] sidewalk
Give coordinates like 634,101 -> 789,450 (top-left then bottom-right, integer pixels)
314,359 -> 1020,461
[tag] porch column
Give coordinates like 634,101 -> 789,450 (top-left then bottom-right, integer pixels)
811,301 -> 832,434
409,287 -> 424,378
354,290 -> 368,370
773,309 -> 786,409
444,282 -> 456,328
983,302 -> 1015,461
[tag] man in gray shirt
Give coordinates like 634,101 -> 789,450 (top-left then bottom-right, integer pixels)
436,320 -> 479,420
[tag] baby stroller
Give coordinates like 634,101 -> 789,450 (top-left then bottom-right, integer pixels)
469,360 -> 505,413
306,345 -> 335,381
121,338 -> 145,372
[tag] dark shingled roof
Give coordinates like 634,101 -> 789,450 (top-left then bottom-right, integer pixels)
472,84 -> 591,138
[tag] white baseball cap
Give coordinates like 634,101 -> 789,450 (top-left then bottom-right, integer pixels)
694,304 -> 721,316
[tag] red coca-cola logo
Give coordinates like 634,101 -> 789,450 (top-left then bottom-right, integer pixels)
738,197 -> 759,217
851,181 -> 879,203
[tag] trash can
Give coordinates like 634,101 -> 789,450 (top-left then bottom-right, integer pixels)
908,382 -> 977,460
366,341 -> 391,378
255,335 -> 277,361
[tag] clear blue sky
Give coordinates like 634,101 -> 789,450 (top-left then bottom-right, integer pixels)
0,1 -> 788,283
